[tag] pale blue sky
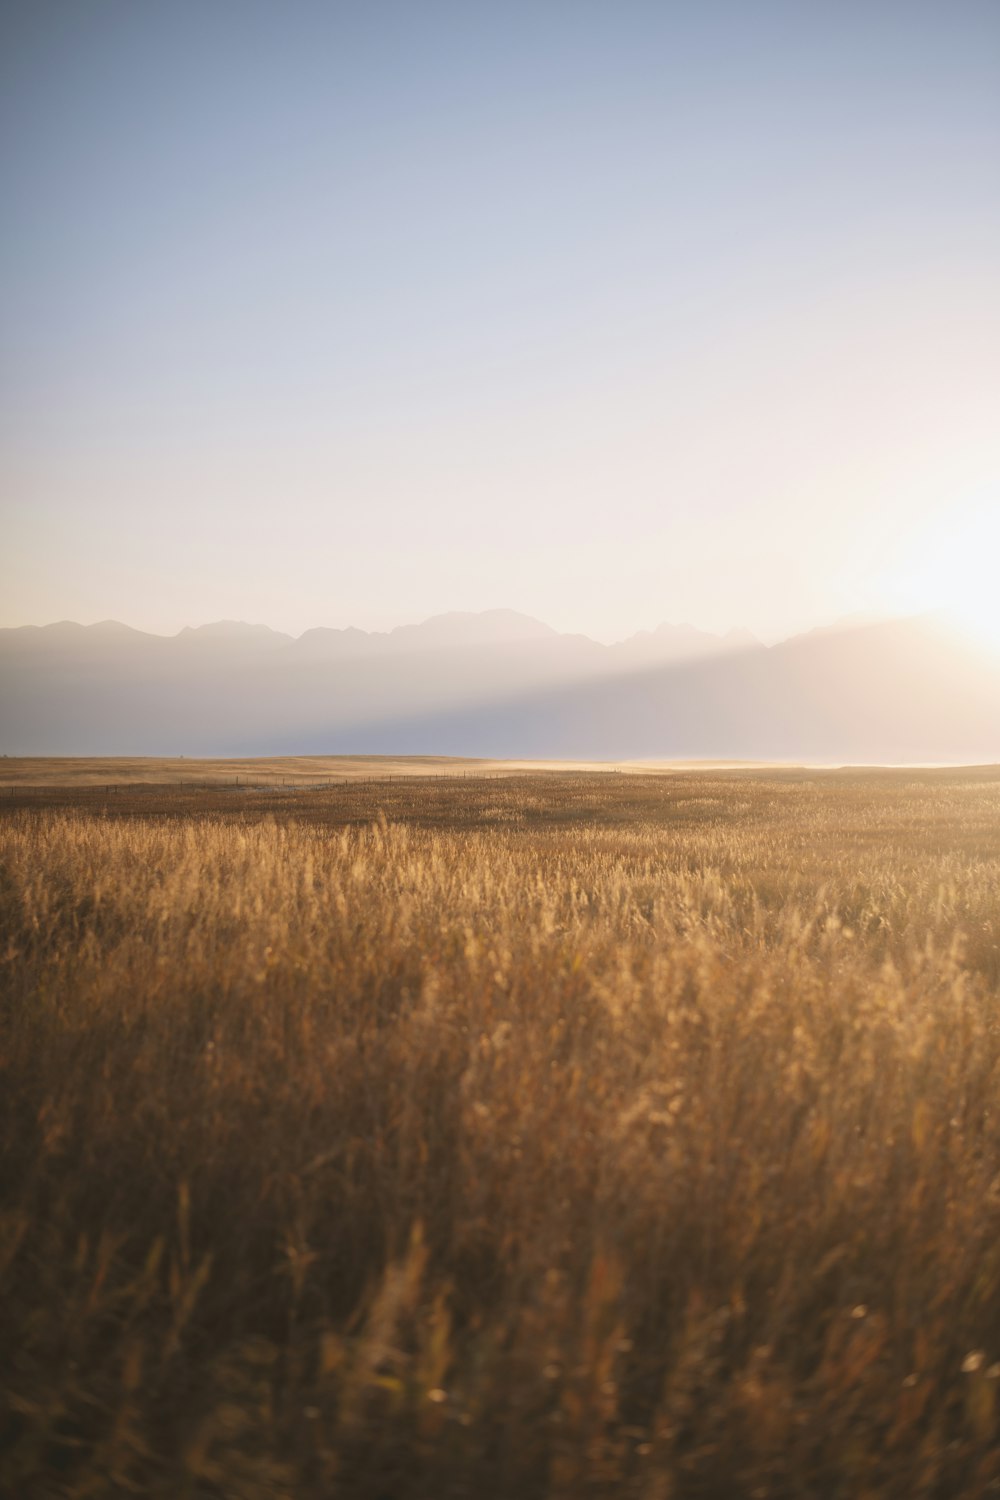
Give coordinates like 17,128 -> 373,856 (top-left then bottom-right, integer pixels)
2,1 -> 998,642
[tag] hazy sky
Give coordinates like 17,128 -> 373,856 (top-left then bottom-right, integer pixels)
2,1 -> 998,644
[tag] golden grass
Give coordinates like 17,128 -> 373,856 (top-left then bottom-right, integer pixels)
2,771 -> 999,1497
0,754 -> 768,789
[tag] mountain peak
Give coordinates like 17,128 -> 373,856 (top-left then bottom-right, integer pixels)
389,609 -> 559,649
178,619 -> 283,636
176,620 -> 294,647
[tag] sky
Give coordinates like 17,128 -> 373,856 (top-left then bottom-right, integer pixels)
2,0 -> 998,645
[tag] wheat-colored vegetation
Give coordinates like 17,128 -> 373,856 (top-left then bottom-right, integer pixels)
2,771 -> 1000,1498
0,754 -> 727,789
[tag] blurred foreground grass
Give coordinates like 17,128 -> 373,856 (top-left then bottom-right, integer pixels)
2,771 -> 999,1498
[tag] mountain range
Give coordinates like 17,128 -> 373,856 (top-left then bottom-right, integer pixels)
2,610 -> 998,762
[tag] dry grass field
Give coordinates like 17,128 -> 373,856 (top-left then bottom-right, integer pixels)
2,769 -> 1000,1498
0,755 -> 585,788
0,755 -> 761,789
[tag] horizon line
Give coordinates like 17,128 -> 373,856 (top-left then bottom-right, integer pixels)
0,605 -> 933,653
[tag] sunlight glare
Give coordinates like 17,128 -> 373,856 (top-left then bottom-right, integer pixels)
880,500 -> 1000,652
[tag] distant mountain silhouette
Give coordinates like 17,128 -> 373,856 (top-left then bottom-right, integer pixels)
176,621 -> 295,649
1,610 -> 997,761
608,621 -> 760,666
288,609 -> 560,659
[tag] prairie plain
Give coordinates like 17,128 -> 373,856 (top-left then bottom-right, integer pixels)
0,754 -> 760,788
2,768 -> 1000,1498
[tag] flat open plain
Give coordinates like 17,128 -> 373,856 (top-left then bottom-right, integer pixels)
2,767 -> 999,1498
0,754 -> 765,788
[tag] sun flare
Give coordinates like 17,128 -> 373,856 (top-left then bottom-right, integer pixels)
881,501 -> 1000,652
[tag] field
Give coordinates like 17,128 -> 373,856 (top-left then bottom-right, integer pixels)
2,767 -> 1000,1498
0,754 -> 760,789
